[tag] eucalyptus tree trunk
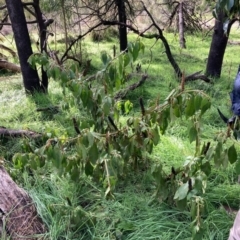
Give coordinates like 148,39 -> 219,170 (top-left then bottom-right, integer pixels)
33,0 -> 50,92
5,0 -> 42,93
206,11 -> 235,78
116,0 -> 128,51
61,0 -> 68,51
178,1 -> 186,48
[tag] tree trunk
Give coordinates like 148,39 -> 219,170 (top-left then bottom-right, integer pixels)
33,0 -> 51,92
116,0 -> 128,51
0,166 -> 46,239
205,11 -> 234,78
5,0 -> 42,93
178,1 -> 186,49
61,0 -> 68,51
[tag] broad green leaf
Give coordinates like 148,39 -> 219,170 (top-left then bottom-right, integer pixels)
118,55 -> 123,74
174,182 -> 189,200
159,108 -> 170,134
101,51 -> 108,65
30,157 -> 38,170
127,42 -> 133,54
219,0 -> 228,8
190,200 -> 197,218
228,144 -> 237,164
51,147 -> 62,168
200,98 -> 211,116
132,41 -> 140,61
77,143 -> 87,160
69,69 -> 75,80
185,95 -> 195,117
85,160 -> 94,176
28,55 -> 36,69
176,198 -> 187,211
115,76 -> 121,89
87,132 -> 94,147
152,126 -> 160,146
53,66 -> 61,79
40,55 -> 48,66
143,137 -> 149,146
227,0 -> 234,10
109,65 -> 116,82
61,71 -> 68,83
212,9 -> 217,19
103,97 -> 112,115
80,86 -> 90,107
124,53 -> 131,67
200,162 -> 211,176
71,167 -> 79,181
189,127 -> 197,143
139,41 -> 145,53
146,140 -> 153,153
194,174 -> 207,194
173,106 -> 181,118
194,94 -> 202,111
124,100 -> 133,114
89,142 -> 99,164
114,108 -> 120,122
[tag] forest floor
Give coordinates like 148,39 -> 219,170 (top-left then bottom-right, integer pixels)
1,30 -> 240,239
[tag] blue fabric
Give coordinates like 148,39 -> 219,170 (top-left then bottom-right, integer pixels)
231,66 -> 240,116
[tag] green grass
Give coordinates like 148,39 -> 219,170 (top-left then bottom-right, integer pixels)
1,29 -> 240,239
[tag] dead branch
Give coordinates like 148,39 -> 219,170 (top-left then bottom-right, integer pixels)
0,20 -> 38,26
228,40 -> 240,45
98,2 -> 182,78
0,13 -> 8,31
0,44 -> 17,57
114,74 -> 148,100
0,127 -> 42,138
36,106 -> 59,113
72,118 -> 81,134
61,22 -> 103,63
0,166 -> 46,239
23,4 -> 36,18
0,5 -> 6,10
185,70 -> 211,83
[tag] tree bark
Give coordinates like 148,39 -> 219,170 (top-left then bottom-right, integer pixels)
114,74 -> 148,100
116,0 -> 128,51
205,11 -> 234,78
0,127 -> 42,138
5,0 -> 42,93
33,0 -> 52,92
0,166 -> 46,239
178,1 -> 186,49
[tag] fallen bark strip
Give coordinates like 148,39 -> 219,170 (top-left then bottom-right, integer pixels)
0,127 -> 42,138
114,74 -> 148,100
0,166 -> 46,239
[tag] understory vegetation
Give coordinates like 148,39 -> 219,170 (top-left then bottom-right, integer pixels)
1,30 -> 240,240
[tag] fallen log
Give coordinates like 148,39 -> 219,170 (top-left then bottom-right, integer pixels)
114,74 -> 148,100
0,165 -> 47,239
185,70 -> 211,83
0,127 -> 42,138
0,60 -> 21,73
